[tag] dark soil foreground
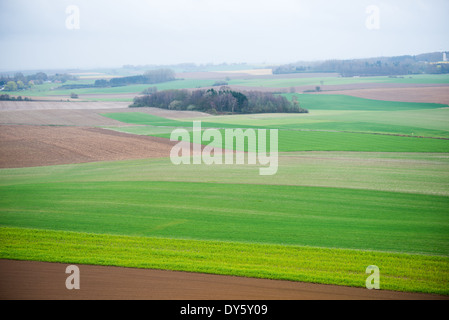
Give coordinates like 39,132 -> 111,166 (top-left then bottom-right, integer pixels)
0,260 -> 446,300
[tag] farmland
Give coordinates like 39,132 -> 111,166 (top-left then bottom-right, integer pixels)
6,73 -> 449,103
1,71 -> 449,299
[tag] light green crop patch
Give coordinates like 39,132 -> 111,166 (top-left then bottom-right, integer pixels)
1,227 -> 448,295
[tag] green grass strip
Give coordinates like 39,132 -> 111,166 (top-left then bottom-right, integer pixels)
102,112 -> 449,153
282,93 -> 447,111
1,181 -> 448,256
1,227 -> 448,295
148,129 -> 449,153
102,112 -> 261,129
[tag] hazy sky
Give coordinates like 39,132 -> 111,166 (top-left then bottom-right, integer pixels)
0,0 -> 448,71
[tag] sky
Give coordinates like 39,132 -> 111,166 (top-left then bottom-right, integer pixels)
0,0 -> 448,71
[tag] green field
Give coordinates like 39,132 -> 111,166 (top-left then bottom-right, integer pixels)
1,153 -> 448,294
2,75 -> 449,296
103,92 -> 449,139
282,94 -> 447,111
103,108 -> 449,152
1,179 -> 449,255
7,73 -> 449,102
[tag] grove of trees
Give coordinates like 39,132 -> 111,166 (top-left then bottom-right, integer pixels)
0,94 -> 32,101
131,87 -> 308,114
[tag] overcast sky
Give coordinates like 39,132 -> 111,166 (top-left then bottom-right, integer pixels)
0,0 -> 448,71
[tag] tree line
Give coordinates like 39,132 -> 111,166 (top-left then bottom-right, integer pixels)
94,69 -> 175,88
1,69 -> 176,92
273,52 -> 449,76
130,87 -> 308,114
55,69 -> 176,91
0,94 -> 32,101
0,72 -> 78,91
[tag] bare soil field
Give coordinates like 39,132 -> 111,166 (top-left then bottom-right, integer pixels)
219,82 -> 449,96
296,82 -> 449,96
0,100 -> 130,111
0,100 -> 207,117
314,86 -> 449,105
0,101 -> 209,126
45,93 -> 138,102
0,260 -> 445,300
0,125 -> 178,168
0,109 -> 134,126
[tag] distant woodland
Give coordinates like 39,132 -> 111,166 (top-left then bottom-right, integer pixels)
42,69 -> 176,91
273,52 -> 449,76
131,88 -> 308,114
93,69 -> 175,88
0,72 -> 77,90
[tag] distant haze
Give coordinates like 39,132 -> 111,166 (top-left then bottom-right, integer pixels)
0,0 -> 448,71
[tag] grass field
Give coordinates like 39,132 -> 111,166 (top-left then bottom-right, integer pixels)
282,94 -> 448,111
103,92 -> 449,139
102,110 -> 449,152
1,154 -> 448,294
1,152 -> 447,195
4,181 -> 449,253
2,179 -> 449,254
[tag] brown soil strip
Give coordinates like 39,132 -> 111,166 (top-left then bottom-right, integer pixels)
313,86 -> 449,105
229,83 -> 449,95
0,109 -> 134,127
0,101 -> 130,111
298,82 -> 449,93
0,260 -> 445,300
0,125 -> 178,168
0,102 -> 209,126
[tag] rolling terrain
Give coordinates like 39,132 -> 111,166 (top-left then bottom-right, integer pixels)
1,71 -> 448,299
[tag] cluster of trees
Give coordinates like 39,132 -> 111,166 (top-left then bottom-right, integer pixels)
212,80 -> 229,87
0,94 -> 32,101
273,52 -> 449,76
131,87 -> 308,114
2,80 -> 26,91
0,72 -> 78,91
141,86 -> 158,95
94,69 -> 175,88
1,72 -> 47,87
